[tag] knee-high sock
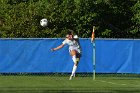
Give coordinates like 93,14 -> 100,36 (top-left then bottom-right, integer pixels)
71,65 -> 77,76
71,55 -> 77,76
72,55 -> 77,64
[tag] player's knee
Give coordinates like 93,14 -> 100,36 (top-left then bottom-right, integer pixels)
75,58 -> 80,66
76,56 -> 80,61
70,50 -> 76,56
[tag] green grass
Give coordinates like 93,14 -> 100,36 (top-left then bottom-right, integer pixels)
0,76 -> 140,93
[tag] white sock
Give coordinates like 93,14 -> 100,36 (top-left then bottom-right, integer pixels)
71,65 -> 77,76
72,55 -> 76,64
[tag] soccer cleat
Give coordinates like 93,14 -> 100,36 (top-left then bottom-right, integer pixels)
69,76 -> 73,80
69,75 -> 75,80
69,74 -> 76,80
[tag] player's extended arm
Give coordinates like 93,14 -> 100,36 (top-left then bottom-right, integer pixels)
51,44 -> 64,51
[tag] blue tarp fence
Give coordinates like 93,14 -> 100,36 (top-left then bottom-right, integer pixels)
0,38 -> 140,73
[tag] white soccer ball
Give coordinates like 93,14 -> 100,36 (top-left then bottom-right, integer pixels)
40,18 -> 48,27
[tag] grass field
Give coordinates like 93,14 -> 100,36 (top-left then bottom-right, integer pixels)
0,75 -> 140,93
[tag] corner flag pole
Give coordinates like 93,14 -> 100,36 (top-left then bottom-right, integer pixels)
91,26 -> 96,80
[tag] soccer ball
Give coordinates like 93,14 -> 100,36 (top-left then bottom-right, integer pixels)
40,18 -> 48,27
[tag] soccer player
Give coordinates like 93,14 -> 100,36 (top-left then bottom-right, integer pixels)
51,31 -> 81,80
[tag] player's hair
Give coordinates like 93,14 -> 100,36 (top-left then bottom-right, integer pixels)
68,29 -> 74,35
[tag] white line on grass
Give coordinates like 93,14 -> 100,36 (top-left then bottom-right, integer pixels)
98,80 -> 140,87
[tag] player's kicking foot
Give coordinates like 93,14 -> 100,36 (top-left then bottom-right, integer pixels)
69,75 -> 73,80
69,74 -> 75,80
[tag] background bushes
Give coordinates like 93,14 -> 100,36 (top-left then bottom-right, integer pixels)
0,0 -> 139,38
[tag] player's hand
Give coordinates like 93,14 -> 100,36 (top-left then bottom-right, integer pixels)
51,48 -> 55,51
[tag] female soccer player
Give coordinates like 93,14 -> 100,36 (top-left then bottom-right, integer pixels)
51,32 -> 81,80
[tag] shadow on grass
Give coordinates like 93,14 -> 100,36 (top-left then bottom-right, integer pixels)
0,89 -> 140,93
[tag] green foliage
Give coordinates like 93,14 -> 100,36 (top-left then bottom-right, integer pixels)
0,0 -> 139,38
131,0 -> 140,38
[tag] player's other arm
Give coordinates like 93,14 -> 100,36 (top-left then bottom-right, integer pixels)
51,44 -> 64,51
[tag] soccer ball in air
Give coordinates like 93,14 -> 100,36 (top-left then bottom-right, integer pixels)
40,18 -> 48,27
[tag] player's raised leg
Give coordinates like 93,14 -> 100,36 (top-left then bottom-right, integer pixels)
69,50 -> 79,80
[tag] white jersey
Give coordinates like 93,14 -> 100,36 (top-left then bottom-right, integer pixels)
62,38 -> 81,54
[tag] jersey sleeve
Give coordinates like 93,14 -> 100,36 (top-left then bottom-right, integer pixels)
62,39 -> 67,45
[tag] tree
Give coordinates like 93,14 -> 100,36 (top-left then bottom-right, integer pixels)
94,0 -> 137,38
131,0 -> 140,38
0,0 -> 139,38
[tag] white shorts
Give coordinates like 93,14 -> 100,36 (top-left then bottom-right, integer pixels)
69,47 -> 81,54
